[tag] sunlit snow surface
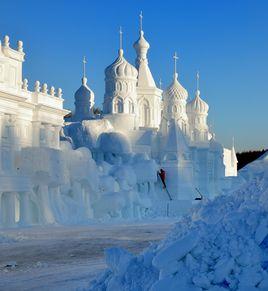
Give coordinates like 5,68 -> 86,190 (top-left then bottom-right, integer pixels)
0,222 -> 173,290
90,153 -> 268,291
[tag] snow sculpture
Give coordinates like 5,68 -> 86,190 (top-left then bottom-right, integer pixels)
64,13 -> 238,217
0,12 -> 239,227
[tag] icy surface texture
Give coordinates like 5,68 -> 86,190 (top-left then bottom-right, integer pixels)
89,153 -> 268,290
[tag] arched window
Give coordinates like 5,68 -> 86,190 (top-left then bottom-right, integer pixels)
115,97 -> 123,113
173,105 -> 177,113
139,99 -> 150,127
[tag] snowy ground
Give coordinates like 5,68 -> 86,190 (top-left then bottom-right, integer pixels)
0,222 -> 174,291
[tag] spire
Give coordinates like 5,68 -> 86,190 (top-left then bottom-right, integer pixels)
173,52 -> 178,80
196,71 -> 200,91
139,11 -> 143,32
119,26 -> 123,56
82,56 -> 87,86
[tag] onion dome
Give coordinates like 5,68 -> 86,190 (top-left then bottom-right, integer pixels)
187,89 -> 209,114
75,77 -> 94,103
164,73 -> 188,100
105,49 -> 138,81
133,31 -> 150,56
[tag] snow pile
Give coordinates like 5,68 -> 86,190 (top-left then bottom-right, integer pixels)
89,153 -> 268,290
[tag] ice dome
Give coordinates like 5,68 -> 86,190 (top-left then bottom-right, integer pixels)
105,49 -> 138,81
164,73 -> 188,100
133,30 -> 150,53
187,89 -> 209,114
74,78 -> 94,103
73,77 -> 95,121
97,132 -> 132,155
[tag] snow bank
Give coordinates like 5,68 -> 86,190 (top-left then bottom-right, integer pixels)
89,154 -> 268,290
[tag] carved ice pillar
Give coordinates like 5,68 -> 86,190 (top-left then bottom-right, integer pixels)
19,192 -> 31,225
4,192 -> 16,226
32,121 -> 41,147
53,125 -> 61,149
38,185 -> 55,224
44,124 -> 51,148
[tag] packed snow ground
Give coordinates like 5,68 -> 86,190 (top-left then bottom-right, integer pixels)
90,153 -> 268,291
0,222 -> 173,291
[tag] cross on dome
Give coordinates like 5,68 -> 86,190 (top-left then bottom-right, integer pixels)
173,52 -> 179,78
139,11 -> 143,31
196,71 -> 200,91
82,56 -> 88,85
83,56 -> 87,78
119,26 -> 123,50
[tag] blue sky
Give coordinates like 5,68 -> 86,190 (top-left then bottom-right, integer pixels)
0,0 -> 267,151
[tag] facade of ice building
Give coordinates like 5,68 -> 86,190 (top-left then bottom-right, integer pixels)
67,15 -> 238,210
0,35 -> 70,226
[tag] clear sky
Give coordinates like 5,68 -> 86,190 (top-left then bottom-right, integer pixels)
0,0 -> 267,152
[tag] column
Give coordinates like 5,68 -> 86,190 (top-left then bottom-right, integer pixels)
19,192 -> 31,225
53,125 -> 61,149
3,192 -> 16,227
31,121 -> 41,147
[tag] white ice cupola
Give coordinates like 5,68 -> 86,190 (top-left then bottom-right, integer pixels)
103,27 -> 138,115
73,57 -> 95,121
162,53 -> 188,134
134,12 -> 162,129
186,72 -> 209,142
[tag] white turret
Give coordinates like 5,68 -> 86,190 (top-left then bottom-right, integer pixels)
73,57 -> 95,121
103,27 -> 138,116
134,12 -> 162,129
162,53 -> 188,134
187,72 -> 209,142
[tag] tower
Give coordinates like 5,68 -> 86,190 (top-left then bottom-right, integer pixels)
73,57 -> 95,121
133,12 -> 162,129
162,53 -> 188,135
186,72 -> 209,143
103,27 -> 138,116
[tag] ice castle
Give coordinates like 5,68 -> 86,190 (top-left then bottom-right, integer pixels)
0,14 -> 237,227
65,13 -> 237,204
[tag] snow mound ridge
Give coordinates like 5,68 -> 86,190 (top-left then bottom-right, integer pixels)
89,156 -> 268,290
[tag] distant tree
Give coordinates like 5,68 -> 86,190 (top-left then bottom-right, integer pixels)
236,149 -> 267,170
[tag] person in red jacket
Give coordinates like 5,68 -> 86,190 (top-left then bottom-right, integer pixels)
158,168 -> 166,189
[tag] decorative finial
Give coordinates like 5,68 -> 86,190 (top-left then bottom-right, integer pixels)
196,71 -> 200,91
173,52 -> 179,79
42,83 -> 48,94
119,26 -> 123,50
57,88 -> 63,98
22,78 -> 28,90
232,136 -> 235,148
34,81 -> 40,93
4,35 -> 10,47
139,11 -> 143,32
83,56 -> 87,78
17,40 -> 23,52
159,78 -> 162,89
50,86 -> 55,96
